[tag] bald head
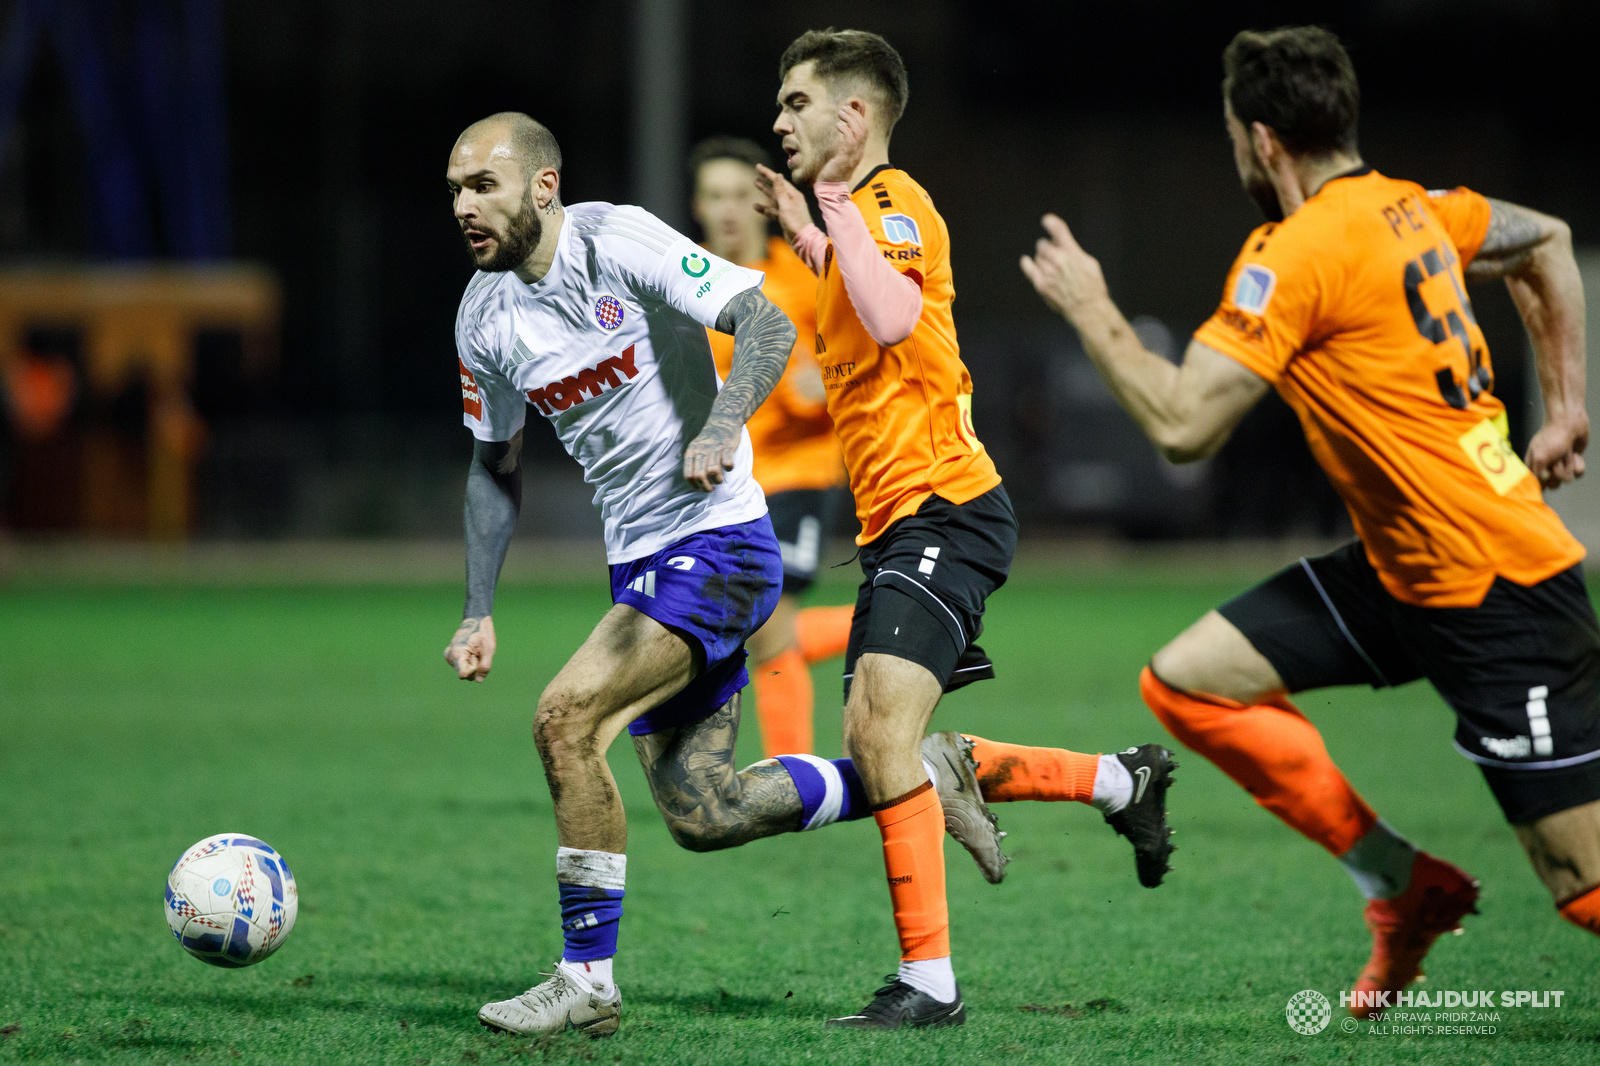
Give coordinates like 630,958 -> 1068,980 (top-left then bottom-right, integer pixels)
449,113 -> 565,276
456,112 -> 563,186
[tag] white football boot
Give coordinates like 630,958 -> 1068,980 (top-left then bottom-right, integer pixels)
922,730 -> 1009,884
478,965 -> 621,1037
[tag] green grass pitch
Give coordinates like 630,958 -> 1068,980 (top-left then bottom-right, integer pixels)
2,566 -> 1596,1064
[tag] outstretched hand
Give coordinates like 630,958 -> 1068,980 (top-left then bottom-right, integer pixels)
445,615 -> 497,682
1527,416 -> 1589,490
754,164 -> 814,245
1020,214 -> 1110,322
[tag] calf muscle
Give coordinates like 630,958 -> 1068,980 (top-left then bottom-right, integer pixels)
632,694 -> 804,850
1515,799 -> 1600,904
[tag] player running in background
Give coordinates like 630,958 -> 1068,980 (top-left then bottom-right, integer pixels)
690,135 -> 853,757
441,112 -> 1160,1040
1022,26 -> 1598,1018
756,29 -> 1178,1029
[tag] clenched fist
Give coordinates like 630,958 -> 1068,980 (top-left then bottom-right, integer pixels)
445,615 -> 497,682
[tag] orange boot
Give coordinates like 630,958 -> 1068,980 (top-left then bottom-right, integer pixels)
1349,851 -> 1480,1018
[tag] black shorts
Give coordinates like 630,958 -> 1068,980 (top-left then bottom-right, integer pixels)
766,488 -> 844,594
843,485 -> 1017,699
1219,541 -> 1600,823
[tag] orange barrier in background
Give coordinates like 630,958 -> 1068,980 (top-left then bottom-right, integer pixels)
0,265 -> 279,539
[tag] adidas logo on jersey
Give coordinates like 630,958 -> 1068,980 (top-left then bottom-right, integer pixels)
625,571 -> 656,598
526,345 -> 640,415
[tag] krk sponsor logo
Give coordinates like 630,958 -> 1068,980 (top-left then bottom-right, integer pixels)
881,213 -> 922,246
1216,307 -> 1266,343
526,345 -> 640,414
1233,264 -> 1277,314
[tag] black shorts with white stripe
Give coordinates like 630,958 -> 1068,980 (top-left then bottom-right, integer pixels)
1219,540 -> 1600,824
766,488 -> 846,594
843,485 -> 1017,700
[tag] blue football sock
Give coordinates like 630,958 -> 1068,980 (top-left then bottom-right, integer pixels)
559,882 -> 624,961
555,847 -> 626,962
777,754 -> 871,830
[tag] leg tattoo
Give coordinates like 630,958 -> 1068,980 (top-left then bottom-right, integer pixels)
632,693 -> 805,851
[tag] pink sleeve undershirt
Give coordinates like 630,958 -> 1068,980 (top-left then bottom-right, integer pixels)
790,181 -> 923,347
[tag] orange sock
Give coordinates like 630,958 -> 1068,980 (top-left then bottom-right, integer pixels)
1559,885 -> 1600,935
962,735 -> 1099,803
1140,666 -> 1375,855
751,647 -> 813,757
874,782 -> 950,961
796,604 -> 853,664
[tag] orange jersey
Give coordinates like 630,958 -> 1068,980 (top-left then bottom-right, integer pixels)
814,167 -> 1001,544
708,237 -> 845,494
1194,168 -> 1583,607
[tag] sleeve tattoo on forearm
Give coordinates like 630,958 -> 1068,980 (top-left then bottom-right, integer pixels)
463,431 -> 523,618
708,287 -> 797,433
1465,199 -> 1550,280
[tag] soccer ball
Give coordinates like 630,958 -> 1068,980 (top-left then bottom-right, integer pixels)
165,833 -> 299,967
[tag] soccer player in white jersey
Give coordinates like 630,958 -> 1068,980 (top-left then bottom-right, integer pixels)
440,113 -> 1014,1039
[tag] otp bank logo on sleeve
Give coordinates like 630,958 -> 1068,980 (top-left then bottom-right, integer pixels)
881,213 -> 922,246
1232,264 -> 1276,314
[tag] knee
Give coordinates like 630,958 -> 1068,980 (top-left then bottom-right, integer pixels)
1150,636 -> 1203,695
1150,611 -> 1281,705
841,711 -> 878,763
533,687 -> 599,765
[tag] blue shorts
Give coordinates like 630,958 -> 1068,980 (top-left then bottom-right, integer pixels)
611,516 -> 783,736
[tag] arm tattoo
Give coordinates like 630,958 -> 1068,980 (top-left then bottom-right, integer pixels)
463,429 -> 523,618
1465,198 -> 1552,281
631,692 -> 804,851
706,287 -> 798,435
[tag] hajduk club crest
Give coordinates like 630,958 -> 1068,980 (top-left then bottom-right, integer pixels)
594,295 -> 625,331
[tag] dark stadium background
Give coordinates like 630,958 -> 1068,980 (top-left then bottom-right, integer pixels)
1,0 -> 1596,542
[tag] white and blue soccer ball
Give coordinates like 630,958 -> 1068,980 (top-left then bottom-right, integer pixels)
165,833 -> 299,968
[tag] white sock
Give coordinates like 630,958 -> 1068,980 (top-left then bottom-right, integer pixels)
1091,753 -> 1133,814
897,956 -> 957,1004
559,956 -> 614,993
555,846 -> 627,888
1338,820 -> 1417,900
922,757 -> 940,791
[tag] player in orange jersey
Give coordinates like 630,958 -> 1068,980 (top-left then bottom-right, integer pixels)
757,29 -> 1178,1029
690,135 -> 854,758
1023,26 -> 1598,1018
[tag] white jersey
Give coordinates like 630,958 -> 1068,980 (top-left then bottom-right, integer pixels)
456,202 -> 769,563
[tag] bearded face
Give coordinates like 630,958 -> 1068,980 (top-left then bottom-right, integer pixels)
1225,104 -> 1284,224
1241,164 -> 1284,224
463,181 -> 542,272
